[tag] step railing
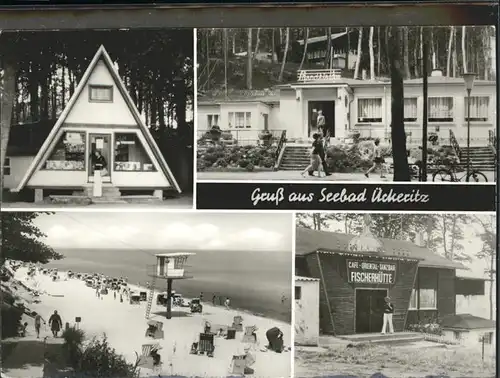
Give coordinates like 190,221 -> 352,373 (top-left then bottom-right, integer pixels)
488,130 -> 497,157
449,129 -> 462,161
274,130 -> 287,171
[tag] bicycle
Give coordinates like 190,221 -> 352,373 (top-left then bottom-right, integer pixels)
432,161 -> 488,182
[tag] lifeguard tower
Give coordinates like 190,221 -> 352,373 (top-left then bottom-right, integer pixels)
146,252 -> 195,320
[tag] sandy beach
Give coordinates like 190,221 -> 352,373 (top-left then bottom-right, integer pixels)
4,263 -> 291,378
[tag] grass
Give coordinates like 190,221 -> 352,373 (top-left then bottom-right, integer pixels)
295,344 -> 496,378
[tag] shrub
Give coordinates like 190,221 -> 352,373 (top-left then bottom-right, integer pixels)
238,159 -> 250,168
78,336 -> 139,378
407,322 -> 443,335
62,327 -> 86,368
1,304 -> 23,338
246,163 -> 255,172
214,158 -> 228,168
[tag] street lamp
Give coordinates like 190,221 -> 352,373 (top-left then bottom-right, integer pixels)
462,72 -> 476,178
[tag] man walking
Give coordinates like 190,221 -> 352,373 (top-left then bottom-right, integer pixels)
34,313 -> 46,338
48,310 -> 62,338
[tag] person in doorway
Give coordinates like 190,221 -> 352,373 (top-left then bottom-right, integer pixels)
224,297 -> 231,310
381,296 -> 394,334
301,133 -> 321,178
34,313 -> 46,338
49,310 -> 62,338
316,110 -> 326,137
364,138 -> 387,179
91,150 -> 108,176
316,135 -> 332,177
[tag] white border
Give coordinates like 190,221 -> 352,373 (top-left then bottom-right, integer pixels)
197,179 -> 494,186
192,28 -> 198,210
290,212 -> 296,378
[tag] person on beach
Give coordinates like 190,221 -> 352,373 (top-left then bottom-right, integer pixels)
224,297 -> 231,310
212,294 -> 217,305
114,291 -> 117,300
200,292 -> 204,302
49,310 -> 62,338
34,314 -> 46,338
18,322 -> 28,337
364,138 -> 387,179
301,133 -> 321,178
120,293 -> 123,303
381,296 -> 395,334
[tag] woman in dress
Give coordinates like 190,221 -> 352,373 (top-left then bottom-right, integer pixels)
301,133 -> 321,178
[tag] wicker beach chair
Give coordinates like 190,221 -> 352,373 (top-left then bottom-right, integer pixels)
232,316 -> 243,332
242,326 -> 258,343
137,343 -> 162,369
230,353 -> 255,375
145,320 -> 164,339
198,333 -> 215,357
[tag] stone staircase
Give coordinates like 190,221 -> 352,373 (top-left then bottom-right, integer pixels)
460,146 -> 497,171
278,145 -> 310,170
336,332 -> 424,346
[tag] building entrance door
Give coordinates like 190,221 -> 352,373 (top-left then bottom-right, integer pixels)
355,289 -> 387,333
308,101 -> 335,138
88,134 -> 112,183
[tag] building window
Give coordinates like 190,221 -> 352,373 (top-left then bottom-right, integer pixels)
89,85 -> 113,102
3,157 -> 11,176
409,288 -> 437,310
207,114 -> 220,128
114,133 -> 156,172
465,96 -> 489,122
295,286 -> 302,300
228,112 -> 252,129
44,131 -> 86,170
481,332 -> 494,344
404,98 -> 418,122
428,97 -> 453,122
454,331 -> 462,341
358,98 -> 383,123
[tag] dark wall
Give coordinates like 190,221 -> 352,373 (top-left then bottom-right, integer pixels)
303,252 -> 419,335
406,267 -> 456,326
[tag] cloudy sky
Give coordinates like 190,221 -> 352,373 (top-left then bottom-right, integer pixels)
34,212 -> 292,251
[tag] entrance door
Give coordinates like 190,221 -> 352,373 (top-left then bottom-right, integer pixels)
355,289 -> 387,333
263,114 -> 269,131
308,101 -> 335,138
88,134 -> 112,183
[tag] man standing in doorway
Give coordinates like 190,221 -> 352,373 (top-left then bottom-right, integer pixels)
316,110 -> 326,137
381,296 -> 394,334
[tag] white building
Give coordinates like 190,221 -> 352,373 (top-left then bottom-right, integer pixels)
440,313 -> 496,347
295,276 -> 320,346
198,69 -> 496,146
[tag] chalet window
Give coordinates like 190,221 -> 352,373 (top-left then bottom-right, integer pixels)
114,133 -> 156,172
409,288 -> 437,310
465,96 -> 489,122
453,331 -> 462,341
207,114 -> 220,128
481,332 -> 494,344
89,85 -> 113,102
44,131 -> 86,170
358,98 -> 383,123
3,157 -> 11,176
404,98 -> 418,122
228,112 -> 252,129
295,286 -> 302,300
428,97 -> 453,122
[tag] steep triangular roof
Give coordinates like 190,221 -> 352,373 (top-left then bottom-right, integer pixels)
14,45 -> 181,193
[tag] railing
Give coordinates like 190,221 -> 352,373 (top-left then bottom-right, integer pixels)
449,129 -> 462,160
488,130 -> 497,156
297,69 -> 342,82
273,130 -> 287,170
197,129 -> 285,147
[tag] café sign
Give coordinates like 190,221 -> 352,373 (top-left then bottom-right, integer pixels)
347,260 -> 396,285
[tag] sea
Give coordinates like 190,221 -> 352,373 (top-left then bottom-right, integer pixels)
45,248 -> 292,323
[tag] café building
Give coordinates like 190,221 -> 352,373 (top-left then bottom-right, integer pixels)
295,217 -> 485,336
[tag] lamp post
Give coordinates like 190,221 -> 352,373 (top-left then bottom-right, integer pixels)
462,72 -> 476,178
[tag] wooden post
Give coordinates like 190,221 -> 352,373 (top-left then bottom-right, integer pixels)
422,39 -> 428,181
166,278 -> 173,319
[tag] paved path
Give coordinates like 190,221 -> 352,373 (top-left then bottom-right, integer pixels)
198,171 -> 496,182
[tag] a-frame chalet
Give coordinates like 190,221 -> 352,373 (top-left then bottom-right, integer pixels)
11,45 -> 181,202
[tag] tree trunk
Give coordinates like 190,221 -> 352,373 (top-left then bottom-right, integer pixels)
232,30 -> 236,54
369,27 -> 375,80
489,253 -> 494,320
324,27 -> 332,69
388,28 -> 411,181
299,28 -> 309,71
419,27 -> 424,75
246,28 -> 253,89
278,27 -> 290,82
446,26 -> 454,76
346,27 -> 351,71
271,29 -> 276,63
430,27 -> 436,69
452,29 -> 458,77
403,27 -> 410,79
1,61 -> 17,184
413,30 -> 419,78
206,31 -> 210,90
462,26 -> 467,72
354,27 -> 363,79
377,27 -> 381,77
253,28 -> 261,59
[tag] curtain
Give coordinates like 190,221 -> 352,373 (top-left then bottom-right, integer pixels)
429,97 -> 453,120
358,98 -> 382,121
404,98 -> 418,121
467,96 -> 489,121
